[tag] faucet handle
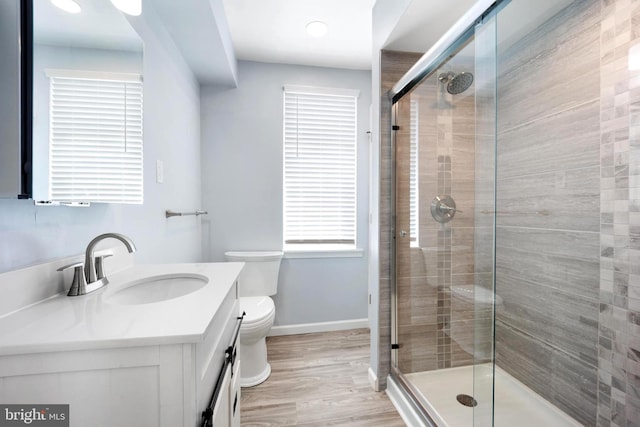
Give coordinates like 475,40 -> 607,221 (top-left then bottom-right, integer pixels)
95,254 -> 113,280
57,262 -> 88,296
57,261 -> 84,272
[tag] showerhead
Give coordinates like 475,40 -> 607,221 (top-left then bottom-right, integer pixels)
438,71 -> 474,95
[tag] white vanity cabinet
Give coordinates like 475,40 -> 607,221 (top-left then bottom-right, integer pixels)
0,263 -> 244,427
229,357 -> 241,427
194,282 -> 242,427
171,279 -> 242,427
208,356 -> 241,427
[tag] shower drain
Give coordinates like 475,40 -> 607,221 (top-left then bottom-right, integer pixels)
456,394 -> 478,407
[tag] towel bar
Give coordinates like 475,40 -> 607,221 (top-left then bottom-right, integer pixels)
165,210 -> 208,218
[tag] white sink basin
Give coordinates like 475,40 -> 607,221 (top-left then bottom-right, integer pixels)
105,273 -> 209,305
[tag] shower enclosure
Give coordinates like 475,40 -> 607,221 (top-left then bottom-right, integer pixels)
387,0 -> 638,426
390,5 -> 498,425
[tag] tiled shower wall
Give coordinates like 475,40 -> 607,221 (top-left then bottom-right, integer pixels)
494,0 -> 601,425
379,0 -> 640,425
494,0 -> 640,425
598,0 -> 640,425
393,50 -> 481,375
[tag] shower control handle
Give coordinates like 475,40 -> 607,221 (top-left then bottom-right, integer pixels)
399,230 -> 407,238
431,195 -> 459,223
439,204 -> 461,213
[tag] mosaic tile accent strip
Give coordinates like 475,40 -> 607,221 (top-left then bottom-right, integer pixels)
437,101 -> 454,368
599,1 -> 640,426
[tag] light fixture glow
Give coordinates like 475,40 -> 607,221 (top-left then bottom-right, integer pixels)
110,0 -> 142,16
306,21 -> 328,38
51,0 -> 81,14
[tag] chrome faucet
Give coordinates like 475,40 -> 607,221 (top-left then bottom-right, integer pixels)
84,233 -> 136,284
59,233 -> 137,296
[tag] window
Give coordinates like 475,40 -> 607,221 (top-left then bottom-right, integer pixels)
283,85 -> 358,248
47,70 -> 143,204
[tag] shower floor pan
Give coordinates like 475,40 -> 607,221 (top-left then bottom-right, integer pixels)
405,364 -> 582,426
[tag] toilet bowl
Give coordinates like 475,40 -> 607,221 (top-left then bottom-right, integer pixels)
448,284 -> 503,359
238,296 -> 276,386
224,250 -> 283,387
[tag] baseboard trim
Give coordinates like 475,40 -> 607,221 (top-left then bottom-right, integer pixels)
368,367 -> 379,391
268,318 -> 369,337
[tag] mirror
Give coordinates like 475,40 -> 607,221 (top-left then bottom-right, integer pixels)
0,0 -> 30,199
32,0 -> 144,204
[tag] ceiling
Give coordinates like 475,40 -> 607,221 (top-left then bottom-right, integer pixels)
34,0 -> 486,84
219,0 -> 576,71
220,0 -> 488,72
38,0 -> 565,85
222,0 -> 376,70
34,0 -> 142,51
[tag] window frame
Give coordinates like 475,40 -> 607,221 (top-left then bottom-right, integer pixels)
282,85 -> 360,253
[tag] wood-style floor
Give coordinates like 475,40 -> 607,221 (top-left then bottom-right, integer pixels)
240,328 -> 406,426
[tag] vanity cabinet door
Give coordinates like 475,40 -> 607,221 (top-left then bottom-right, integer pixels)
229,360 -> 241,427
211,364 -> 231,427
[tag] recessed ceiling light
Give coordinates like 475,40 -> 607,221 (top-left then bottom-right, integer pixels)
51,0 -> 81,14
306,21 -> 328,38
110,0 -> 142,16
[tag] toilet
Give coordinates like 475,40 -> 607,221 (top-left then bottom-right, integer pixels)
448,284 -> 503,359
224,250 -> 283,387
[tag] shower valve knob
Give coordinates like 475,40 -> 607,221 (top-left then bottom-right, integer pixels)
399,230 -> 407,238
431,195 -> 459,223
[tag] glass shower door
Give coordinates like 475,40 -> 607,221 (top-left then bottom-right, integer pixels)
391,10 -> 497,427
471,10 -> 498,427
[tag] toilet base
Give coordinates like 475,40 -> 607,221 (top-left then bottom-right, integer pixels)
240,332 -> 272,387
240,362 -> 271,387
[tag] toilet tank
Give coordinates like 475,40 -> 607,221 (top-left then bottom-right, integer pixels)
224,251 -> 283,297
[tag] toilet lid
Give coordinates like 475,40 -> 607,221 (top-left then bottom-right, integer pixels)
240,296 -> 275,324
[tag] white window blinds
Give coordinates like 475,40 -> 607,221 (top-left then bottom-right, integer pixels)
48,70 -> 143,204
409,99 -> 419,245
283,85 -> 358,245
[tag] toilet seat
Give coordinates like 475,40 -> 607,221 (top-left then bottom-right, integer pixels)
240,296 -> 275,326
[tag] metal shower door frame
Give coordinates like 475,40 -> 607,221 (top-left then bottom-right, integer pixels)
387,0 -> 506,425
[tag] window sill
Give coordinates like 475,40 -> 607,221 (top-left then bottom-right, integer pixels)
283,245 -> 364,259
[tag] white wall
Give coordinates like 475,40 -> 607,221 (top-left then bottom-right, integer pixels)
0,1 -> 202,274
201,60 -> 372,327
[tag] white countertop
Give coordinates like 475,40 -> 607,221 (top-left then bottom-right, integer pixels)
0,262 -> 243,356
